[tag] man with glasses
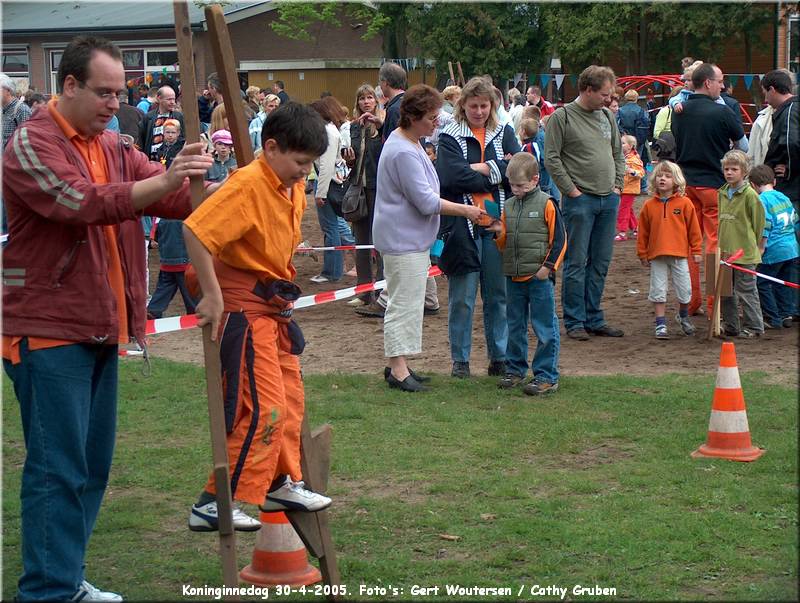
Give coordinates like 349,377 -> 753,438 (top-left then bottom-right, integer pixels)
2,35 -> 212,601
140,84 -> 185,159
672,63 -> 748,316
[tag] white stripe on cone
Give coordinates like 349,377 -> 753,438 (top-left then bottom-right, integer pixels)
715,366 -> 741,389
708,410 -> 750,433
257,520 -> 306,553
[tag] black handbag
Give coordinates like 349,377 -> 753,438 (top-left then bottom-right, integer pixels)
325,180 -> 347,218
437,215 -> 481,276
342,127 -> 369,222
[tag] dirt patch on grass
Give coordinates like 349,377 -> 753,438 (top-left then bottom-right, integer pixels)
330,476 -> 428,509
138,194 -> 799,385
538,440 -> 638,470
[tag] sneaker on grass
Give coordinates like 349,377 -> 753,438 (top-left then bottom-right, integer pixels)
498,373 -> 525,389
188,501 -> 261,532
522,381 -> 559,396
260,475 -> 332,513
72,580 -> 123,602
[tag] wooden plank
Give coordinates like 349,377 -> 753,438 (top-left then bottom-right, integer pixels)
174,1 -> 239,591
447,61 -> 455,85
204,4 -> 254,166
456,62 -> 465,86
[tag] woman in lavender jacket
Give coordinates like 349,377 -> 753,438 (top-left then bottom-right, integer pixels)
373,85 -> 485,392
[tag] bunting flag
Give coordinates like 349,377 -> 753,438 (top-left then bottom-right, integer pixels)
569,74 -> 578,87
728,75 -> 739,88
743,75 -> 754,89
653,81 -> 661,91
540,74 -> 551,88
554,74 -> 565,89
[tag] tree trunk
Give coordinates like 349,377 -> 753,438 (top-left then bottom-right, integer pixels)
639,8 -> 647,73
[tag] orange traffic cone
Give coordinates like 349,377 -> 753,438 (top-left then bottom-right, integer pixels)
691,342 -> 764,462
239,512 -> 322,586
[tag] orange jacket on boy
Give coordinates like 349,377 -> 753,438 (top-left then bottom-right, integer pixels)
637,193 -> 702,260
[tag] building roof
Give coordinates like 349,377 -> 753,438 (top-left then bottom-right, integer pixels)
2,1 -> 273,34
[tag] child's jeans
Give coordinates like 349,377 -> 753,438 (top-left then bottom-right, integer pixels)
505,276 -> 560,384
617,193 -> 638,233
757,258 -> 799,325
721,264 -> 764,334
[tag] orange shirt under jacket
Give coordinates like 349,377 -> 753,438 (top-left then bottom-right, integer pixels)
3,99 -> 127,364
183,155 -> 306,282
495,197 -> 567,282
636,193 -> 702,260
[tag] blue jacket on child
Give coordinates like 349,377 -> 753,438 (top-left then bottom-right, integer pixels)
155,219 -> 190,266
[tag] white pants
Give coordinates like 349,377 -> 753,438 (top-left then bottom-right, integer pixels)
383,251 -> 430,358
648,256 -> 691,304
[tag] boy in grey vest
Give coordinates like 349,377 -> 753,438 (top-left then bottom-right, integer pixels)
488,153 -> 567,395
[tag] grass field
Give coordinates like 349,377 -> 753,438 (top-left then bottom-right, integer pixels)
2,359 -> 797,601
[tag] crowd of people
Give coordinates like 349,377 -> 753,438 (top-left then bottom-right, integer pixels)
1,32 -> 799,601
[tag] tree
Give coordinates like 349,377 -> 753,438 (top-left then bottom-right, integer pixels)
408,3 -> 549,83
270,2 -> 411,58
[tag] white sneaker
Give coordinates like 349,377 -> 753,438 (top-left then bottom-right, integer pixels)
188,501 -> 261,532
309,274 -> 330,284
260,476 -> 332,513
347,298 -> 365,307
72,580 -> 123,602
655,324 -> 669,340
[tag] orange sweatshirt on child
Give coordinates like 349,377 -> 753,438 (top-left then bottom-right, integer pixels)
622,150 -> 645,195
637,193 -> 702,260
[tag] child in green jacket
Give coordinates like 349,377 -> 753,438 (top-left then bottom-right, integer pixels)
717,150 -> 766,337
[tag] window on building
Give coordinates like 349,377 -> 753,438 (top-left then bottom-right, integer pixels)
789,14 -> 800,76
49,50 -> 63,93
3,49 -> 30,92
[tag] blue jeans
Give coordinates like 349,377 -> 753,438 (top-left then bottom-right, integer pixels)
757,258 -> 799,325
337,217 -> 355,246
315,201 -> 343,280
4,340 -> 118,601
447,232 -> 507,363
146,270 -> 197,318
505,276 -> 560,383
560,192 -> 619,331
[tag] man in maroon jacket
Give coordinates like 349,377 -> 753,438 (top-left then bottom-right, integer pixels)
2,35 -> 212,602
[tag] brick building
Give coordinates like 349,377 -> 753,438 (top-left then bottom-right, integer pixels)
1,0 -> 434,106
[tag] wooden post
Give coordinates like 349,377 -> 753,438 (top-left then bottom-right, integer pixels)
456,61 -> 466,87
204,4 -> 254,167
447,61 -> 455,85
707,254 -> 733,341
173,0 -> 239,592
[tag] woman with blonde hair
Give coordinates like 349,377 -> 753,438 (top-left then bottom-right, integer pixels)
248,93 -> 281,151
436,75 -> 521,379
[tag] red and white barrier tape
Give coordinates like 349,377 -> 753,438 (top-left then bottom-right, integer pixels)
296,244 -> 375,252
720,248 -> 799,289
142,266 -> 443,336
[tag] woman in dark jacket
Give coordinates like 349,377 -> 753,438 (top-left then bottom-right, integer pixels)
346,84 -> 385,304
436,76 -> 521,379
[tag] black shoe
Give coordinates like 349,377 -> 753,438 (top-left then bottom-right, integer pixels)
487,360 -> 506,376
423,306 -> 440,316
386,372 -> 426,392
384,366 -> 431,383
451,361 -> 470,379
586,325 -> 624,337
355,302 -> 385,318
566,328 -> 590,341
782,317 -> 794,328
